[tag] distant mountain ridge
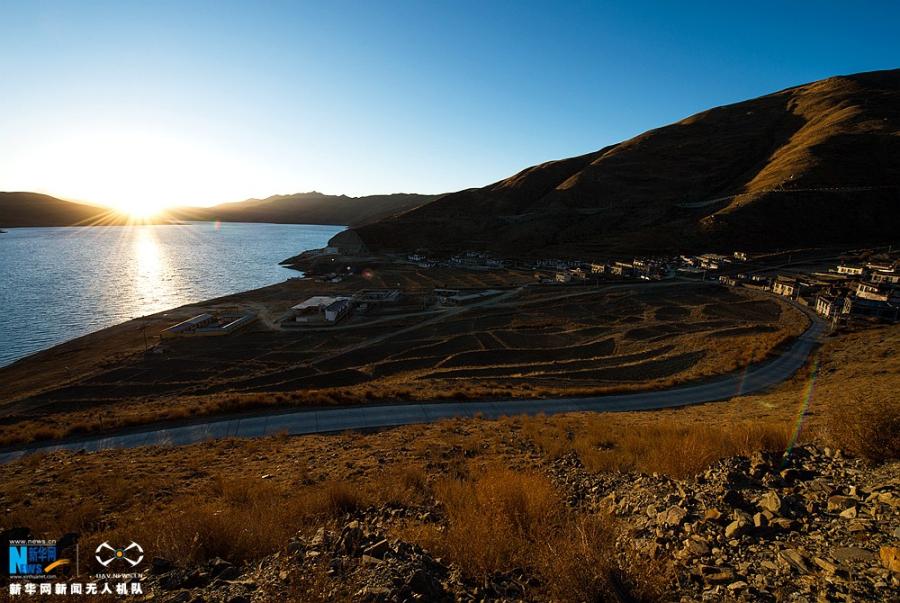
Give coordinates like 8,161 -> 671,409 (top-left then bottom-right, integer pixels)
0,192 -> 126,228
169,192 -> 439,227
337,68 -> 900,257
0,191 -> 440,228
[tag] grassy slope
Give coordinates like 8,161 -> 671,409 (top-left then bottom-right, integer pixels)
345,68 -> 900,256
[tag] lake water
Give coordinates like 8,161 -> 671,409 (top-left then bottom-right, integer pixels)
0,222 -> 343,367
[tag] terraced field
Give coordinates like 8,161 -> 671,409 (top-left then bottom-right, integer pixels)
0,275 -> 807,446
273,285 -> 804,397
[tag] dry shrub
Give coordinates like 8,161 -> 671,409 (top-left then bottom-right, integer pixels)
422,468 -> 563,576
121,478 -> 299,563
102,476 -> 368,565
405,468 -> 669,601
321,480 -> 365,515
377,465 -> 429,506
525,415 -> 792,479
541,514 -> 619,601
543,514 -> 673,602
824,393 -> 900,463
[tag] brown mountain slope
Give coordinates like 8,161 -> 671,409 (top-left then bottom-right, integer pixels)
341,69 -> 900,256
170,192 -> 440,227
0,192 -> 123,228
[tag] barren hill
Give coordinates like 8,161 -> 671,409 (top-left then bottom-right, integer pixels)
339,69 -> 900,257
0,192 -> 122,228
170,192 -> 439,227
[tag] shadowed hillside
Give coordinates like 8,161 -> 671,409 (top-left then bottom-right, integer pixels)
0,192 -> 123,227
2,191 -> 439,229
171,192 -> 440,227
341,69 -> 900,256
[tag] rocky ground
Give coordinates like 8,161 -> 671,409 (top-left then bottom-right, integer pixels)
140,444 -> 899,602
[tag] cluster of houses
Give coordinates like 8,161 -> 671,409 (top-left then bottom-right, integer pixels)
741,260 -> 899,323
812,261 -> 899,322
401,247 -> 898,324
548,251 -> 752,284
405,250 -> 756,283
407,251 -> 509,270
287,289 -> 402,326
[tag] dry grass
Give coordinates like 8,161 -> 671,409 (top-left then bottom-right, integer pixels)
521,414 -> 793,478
422,468 -> 562,575
401,466 -> 671,601
823,392 -> 900,463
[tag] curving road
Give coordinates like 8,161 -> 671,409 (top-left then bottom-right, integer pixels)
0,312 -> 827,464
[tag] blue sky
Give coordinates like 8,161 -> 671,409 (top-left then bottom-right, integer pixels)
1,1 -> 898,210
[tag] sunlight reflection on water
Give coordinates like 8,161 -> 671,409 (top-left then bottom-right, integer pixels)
0,222 -> 343,367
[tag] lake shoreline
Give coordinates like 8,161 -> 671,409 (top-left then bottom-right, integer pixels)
0,222 -> 344,367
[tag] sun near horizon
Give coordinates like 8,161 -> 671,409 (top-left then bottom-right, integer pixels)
14,128 -> 272,219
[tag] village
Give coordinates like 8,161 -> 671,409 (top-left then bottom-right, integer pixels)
402,247 -> 900,327
161,244 -> 898,339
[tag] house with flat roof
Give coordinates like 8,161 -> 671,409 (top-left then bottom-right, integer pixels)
772,276 -> 801,298
836,264 -> 865,276
815,294 -> 844,318
842,297 -> 899,322
324,299 -> 352,323
292,296 -> 352,323
871,271 -> 900,285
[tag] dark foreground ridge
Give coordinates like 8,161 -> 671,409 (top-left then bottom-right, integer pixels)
0,316 -> 826,464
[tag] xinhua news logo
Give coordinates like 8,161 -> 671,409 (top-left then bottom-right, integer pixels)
7,539 -> 71,579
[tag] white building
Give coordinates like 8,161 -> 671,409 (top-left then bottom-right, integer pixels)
837,264 -> 865,276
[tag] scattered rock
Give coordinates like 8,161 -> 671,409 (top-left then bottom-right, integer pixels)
724,518 -> 749,539
697,565 -> 736,584
363,539 -> 390,559
779,548 -> 813,574
831,546 -> 878,563
826,495 -> 855,512
813,556 -> 838,575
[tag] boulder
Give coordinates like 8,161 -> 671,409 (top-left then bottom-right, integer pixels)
757,492 -> 782,515
779,549 -> 813,574
657,505 -> 688,527
880,546 -> 900,574
724,520 -> 748,539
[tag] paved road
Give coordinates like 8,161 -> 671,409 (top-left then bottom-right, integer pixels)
0,312 -> 827,464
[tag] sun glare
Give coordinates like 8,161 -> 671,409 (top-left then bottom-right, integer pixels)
12,128 -> 256,217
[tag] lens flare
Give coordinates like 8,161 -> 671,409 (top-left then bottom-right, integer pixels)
783,356 -> 820,465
